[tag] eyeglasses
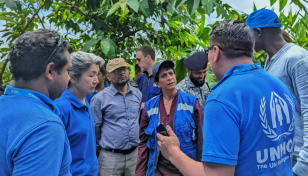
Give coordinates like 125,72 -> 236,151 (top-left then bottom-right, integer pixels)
44,37 -> 66,66
204,45 -> 224,58
111,67 -> 129,74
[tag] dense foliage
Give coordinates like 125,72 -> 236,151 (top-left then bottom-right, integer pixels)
0,0 -> 308,88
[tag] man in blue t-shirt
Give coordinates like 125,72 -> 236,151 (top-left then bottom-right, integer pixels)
156,20 -> 295,176
0,29 -> 72,175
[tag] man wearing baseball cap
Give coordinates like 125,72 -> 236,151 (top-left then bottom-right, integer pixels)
91,58 -> 142,176
247,9 -> 308,176
136,60 -> 204,176
176,52 -> 210,110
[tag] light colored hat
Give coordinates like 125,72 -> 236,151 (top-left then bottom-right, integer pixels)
106,58 -> 129,73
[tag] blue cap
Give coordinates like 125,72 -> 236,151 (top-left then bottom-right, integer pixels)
246,9 -> 282,29
152,60 -> 174,77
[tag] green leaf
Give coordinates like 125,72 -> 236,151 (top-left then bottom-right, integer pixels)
44,0 -> 53,10
0,0 -> 5,3
140,0 -> 150,17
81,39 -> 99,52
175,58 -> 187,82
253,1 -> 257,11
127,0 -> 139,13
0,15 -> 14,22
107,2 -> 121,17
270,0 -> 277,6
215,2 -> 229,19
100,38 -> 110,55
107,38 -> 117,59
299,27 -> 306,42
181,16 -> 189,24
119,1 -> 127,12
279,0 -> 287,11
187,0 -> 199,16
148,0 -> 155,16
5,0 -> 17,11
202,0 -> 213,16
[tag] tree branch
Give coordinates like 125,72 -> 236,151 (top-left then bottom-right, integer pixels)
62,1 -> 96,23
31,4 -> 46,29
0,58 -> 9,86
115,29 -> 142,45
21,3 -> 45,34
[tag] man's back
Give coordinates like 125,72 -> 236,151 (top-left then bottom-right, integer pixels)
202,65 -> 295,176
0,87 -> 71,175
264,43 -> 308,169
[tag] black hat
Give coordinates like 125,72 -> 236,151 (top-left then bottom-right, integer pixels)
183,52 -> 208,71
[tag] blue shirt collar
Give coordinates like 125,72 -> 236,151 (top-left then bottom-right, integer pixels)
109,83 -> 133,96
62,88 -> 88,108
4,85 -> 60,115
211,63 -> 262,91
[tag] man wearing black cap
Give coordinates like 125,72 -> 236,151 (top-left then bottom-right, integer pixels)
176,52 -> 210,109
247,9 -> 308,176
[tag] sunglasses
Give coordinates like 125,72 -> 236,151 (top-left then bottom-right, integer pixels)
204,45 -> 224,58
44,37 -> 66,66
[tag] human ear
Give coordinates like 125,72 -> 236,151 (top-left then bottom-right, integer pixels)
69,73 -> 76,84
45,63 -> 55,81
106,74 -> 111,82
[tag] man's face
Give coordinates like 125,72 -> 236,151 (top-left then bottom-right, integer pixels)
97,71 -> 106,86
253,29 -> 263,52
135,70 -> 143,79
51,50 -> 72,100
108,67 -> 129,87
188,68 -> 207,87
136,51 -> 148,71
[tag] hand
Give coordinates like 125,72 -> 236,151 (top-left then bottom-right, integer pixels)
157,125 -> 180,161
141,102 -> 145,110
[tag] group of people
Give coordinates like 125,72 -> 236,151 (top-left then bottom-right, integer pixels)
0,8 -> 307,176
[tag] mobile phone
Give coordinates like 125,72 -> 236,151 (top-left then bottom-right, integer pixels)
156,123 -> 169,136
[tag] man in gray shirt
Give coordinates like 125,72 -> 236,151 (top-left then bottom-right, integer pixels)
91,58 -> 142,176
247,9 -> 308,176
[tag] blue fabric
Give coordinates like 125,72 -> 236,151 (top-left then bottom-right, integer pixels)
144,91 -> 197,176
246,9 -> 282,29
202,64 -> 295,176
55,89 -> 98,176
137,73 -> 162,102
85,81 -> 110,104
0,86 -> 71,176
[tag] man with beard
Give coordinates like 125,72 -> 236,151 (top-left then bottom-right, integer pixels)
176,52 -> 210,109
91,58 -> 142,176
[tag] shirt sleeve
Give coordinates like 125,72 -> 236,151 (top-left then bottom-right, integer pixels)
194,99 -> 204,161
291,59 -> 308,176
90,96 -> 103,144
135,108 -> 149,176
12,122 -> 70,175
202,100 -> 240,165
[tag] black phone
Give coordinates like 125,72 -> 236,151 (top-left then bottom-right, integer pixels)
156,123 -> 169,136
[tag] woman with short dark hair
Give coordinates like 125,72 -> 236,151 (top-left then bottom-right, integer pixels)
136,60 -> 204,176
55,51 -> 103,176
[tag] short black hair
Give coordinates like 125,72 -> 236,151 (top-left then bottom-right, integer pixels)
154,64 -> 175,82
209,20 -> 254,59
0,86 -> 4,92
135,64 -> 141,74
137,46 -> 155,61
100,65 -> 107,75
8,29 -> 71,81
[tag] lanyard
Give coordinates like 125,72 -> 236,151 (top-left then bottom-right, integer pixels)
4,86 -> 40,100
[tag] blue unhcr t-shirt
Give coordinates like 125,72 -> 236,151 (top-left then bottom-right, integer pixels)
55,89 -> 98,176
202,64 -> 295,176
0,86 -> 71,175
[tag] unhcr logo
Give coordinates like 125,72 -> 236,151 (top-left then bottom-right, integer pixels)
259,92 -> 294,141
